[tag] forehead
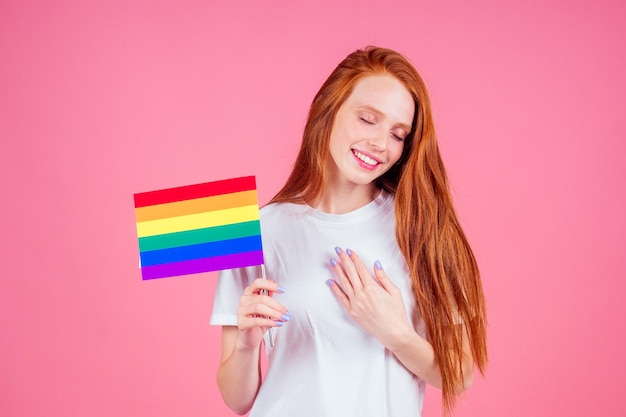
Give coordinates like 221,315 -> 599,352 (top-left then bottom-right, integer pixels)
344,74 -> 415,125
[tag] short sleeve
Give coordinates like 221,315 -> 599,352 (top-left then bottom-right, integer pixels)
209,265 -> 260,326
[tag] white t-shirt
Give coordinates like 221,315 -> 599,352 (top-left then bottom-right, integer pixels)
210,191 -> 426,417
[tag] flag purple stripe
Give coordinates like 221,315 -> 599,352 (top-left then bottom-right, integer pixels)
141,250 -> 264,280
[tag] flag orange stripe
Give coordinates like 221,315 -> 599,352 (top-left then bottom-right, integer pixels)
134,190 -> 259,222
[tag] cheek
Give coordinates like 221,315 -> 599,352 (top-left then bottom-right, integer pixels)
328,122 -> 350,150
388,141 -> 405,164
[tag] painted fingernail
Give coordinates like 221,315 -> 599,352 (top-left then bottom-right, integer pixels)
375,260 -> 382,270
326,279 -> 334,287
335,246 -> 342,255
275,321 -> 285,327
330,258 -> 337,266
346,248 -> 352,256
277,286 -> 286,293
281,313 -> 290,321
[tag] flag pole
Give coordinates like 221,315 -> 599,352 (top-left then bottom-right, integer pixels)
261,264 -> 275,348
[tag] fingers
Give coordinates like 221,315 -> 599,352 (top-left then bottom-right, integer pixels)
345,249 -> 375,288
326,278 -> 350,310
238,278 -> 290,330
244,278 -> 286,296
329,247 -> 398,294
238,314 -> 284,329
330,247 -> 364,292
239,295 -> 285,319
331,247 -> 382,289
372,259 -> 398,294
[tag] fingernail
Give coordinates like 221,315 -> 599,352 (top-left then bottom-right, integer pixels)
330,258 -> 337,266
277,286 -> 286,293
281,313 -> 290,321
275,321 -> 285,327
346,248 -> 352,256
335,246 -> 342,255
326,279 -> 334,287
375,260 -> 382,270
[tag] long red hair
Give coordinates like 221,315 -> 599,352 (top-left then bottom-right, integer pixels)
270,46 -> 487,414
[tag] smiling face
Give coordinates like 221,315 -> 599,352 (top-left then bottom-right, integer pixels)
327,74 -> 415,195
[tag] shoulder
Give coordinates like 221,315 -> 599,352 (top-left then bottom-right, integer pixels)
259,201 -> 311,235
260,201 -> 309,221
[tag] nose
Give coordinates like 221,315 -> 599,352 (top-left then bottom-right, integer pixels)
367,128 -> 387,150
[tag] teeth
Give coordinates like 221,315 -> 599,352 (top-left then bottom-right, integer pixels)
354,150 -> 379,166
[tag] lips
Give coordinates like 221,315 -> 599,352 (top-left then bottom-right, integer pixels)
352,149 -> 382,167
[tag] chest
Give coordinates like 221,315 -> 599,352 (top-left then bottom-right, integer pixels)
262,217 -> 417,343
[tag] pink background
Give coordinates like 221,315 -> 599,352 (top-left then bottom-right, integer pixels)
2,0 -> 625,416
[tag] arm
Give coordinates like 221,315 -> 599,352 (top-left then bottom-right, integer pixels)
216,279 -> 289,415
385,322 -> 475,392
217,326 -> 262,415
327,247 -> 473,392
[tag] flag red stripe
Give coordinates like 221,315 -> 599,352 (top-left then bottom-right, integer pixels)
134,176 -> 256,208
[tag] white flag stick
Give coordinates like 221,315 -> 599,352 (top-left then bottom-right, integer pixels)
261,264 -> 275,348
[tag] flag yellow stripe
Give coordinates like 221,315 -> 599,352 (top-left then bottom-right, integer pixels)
134,190 -> 259,222
136,205 -> 260,237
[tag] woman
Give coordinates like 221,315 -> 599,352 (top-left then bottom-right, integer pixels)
210,46 -> 487,417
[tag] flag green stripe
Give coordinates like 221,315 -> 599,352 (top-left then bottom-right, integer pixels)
138,220 -> 261,252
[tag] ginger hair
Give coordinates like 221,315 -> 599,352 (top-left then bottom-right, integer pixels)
270,46 -> 487,415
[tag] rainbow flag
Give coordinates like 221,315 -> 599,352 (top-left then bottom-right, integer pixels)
134,176 -> 264,280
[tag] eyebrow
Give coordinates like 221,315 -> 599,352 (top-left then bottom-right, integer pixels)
357,105 -> 412,132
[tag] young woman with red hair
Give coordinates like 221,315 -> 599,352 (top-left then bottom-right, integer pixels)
210,46 -> 487,417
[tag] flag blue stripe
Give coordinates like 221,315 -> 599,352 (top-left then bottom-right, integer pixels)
140,235 -> 263,267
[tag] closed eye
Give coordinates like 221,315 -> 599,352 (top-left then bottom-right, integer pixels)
391,132 -> 406,142
360,117 -> 375,125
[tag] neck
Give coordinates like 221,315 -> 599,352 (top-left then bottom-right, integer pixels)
312,182 -> 380,214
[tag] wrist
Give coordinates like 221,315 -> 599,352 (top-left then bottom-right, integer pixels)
234,334 -> 263,354
383,323 -> 418,353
